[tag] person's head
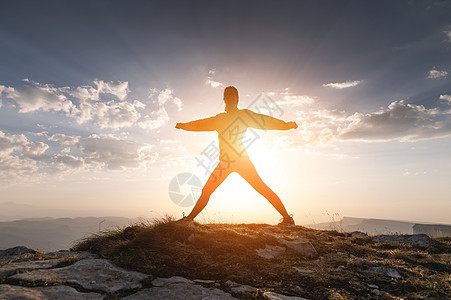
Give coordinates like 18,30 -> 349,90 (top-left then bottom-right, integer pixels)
223,86 -> 239,112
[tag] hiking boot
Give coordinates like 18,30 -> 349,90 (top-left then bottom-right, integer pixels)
176,216 -> 195,225
278,214 -> 295,227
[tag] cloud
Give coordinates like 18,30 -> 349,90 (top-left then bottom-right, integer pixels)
0,131 -> 41,184
138,107 -> 169,130
276,88 -> 315,106
73,99 -> 142,129
22,141 -> 49,160
322,80 -> 361,89
206,69 -> 225,88
5,85 -> 74,113
138,88 -> 182,130
70,80 -> 130,101
339,100 -> 451,141
427,69 -> 448,79
94,80 -> 129,100
55,154 -> 84,171
444,30 -> 451,43
48,133 -> 80,147
0,129 -> 160,184
439,95 -> 451,102
152,88 -> 182,111
1,80 -> 181,131
79,134 -> 157,170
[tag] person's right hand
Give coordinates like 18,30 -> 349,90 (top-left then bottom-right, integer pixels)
287,121 -> 298,129
175,123 -> 184,129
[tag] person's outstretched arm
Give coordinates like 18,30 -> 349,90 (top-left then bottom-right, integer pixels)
243,109 -> 298,130
175,115 -> 218,131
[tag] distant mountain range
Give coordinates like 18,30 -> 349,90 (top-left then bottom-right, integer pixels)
1,200 -> 450,252
305,216 -> 450,236
0,216 -> 139,252
0,201 -> 94,222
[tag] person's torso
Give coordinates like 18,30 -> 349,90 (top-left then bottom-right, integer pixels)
215,110 -> 251,161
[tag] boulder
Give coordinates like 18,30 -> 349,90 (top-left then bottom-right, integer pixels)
123,279 -> 236,300
0,284 -> 103,300
255,245 -> 286,259
264,291 -> 309,299
0,259 -> 64,279
361,266 -> 402,279
350,231 -> 368,237
373,234 -> 432,247
11,258 -> 148,293
277,238 -> 318,258
0,246 -> 37,263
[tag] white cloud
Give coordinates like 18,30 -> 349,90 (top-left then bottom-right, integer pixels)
206,69 -> 225,88
0,131 -> 40,184
339,100 -> 451,141
95,80 -> 129,100
322,80 -> 361,89
427,69 -> 448,79
444,30 -> 451,43
277,91 -> 315,106
73,99 -> 142,129
439,95 -> 451,102
71,80 -> 130,101
138,107 -> 169,130
1,80 -> 181,131
5,85 -> 74,113
49,133 -> 80,147
154,88 -> 182,111
55,154 -> 84,170
22,141 -> 49,160
79,134 -> 157,170
138,88 -> 182,130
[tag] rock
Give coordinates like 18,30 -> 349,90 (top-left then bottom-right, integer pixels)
152,276 -> 193,286
371,288 -> 381,295
0,259 -> 64,279
123,283 -> 236,299
264,291 -> 309,299
230,284 -> 258,293
317,233 -> 331,241
349,257 -> 378,268
277,238 -> 318,258
0,246 -> 37,263
373,234 -> 432,247
361,266 -> 402,279
225,280 -> 258,293
0,284 -> 103,300
11,258 -> 148,293
255,245 -> 286,259
334,265 -> 345,271
351,231 -> 368,237
293,267 -> 314,274
193,279 -> 216,284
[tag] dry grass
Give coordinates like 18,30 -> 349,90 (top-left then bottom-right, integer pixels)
72,217 -> 451,300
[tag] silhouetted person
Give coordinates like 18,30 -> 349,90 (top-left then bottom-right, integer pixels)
175,86 -> 298,225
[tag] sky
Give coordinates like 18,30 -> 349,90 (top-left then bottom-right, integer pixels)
0,0 -> 450,225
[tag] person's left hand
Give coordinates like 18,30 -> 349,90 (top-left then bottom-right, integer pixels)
288,121 -> 298,129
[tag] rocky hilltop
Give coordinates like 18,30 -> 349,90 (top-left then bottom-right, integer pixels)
0,219 -> 449,299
